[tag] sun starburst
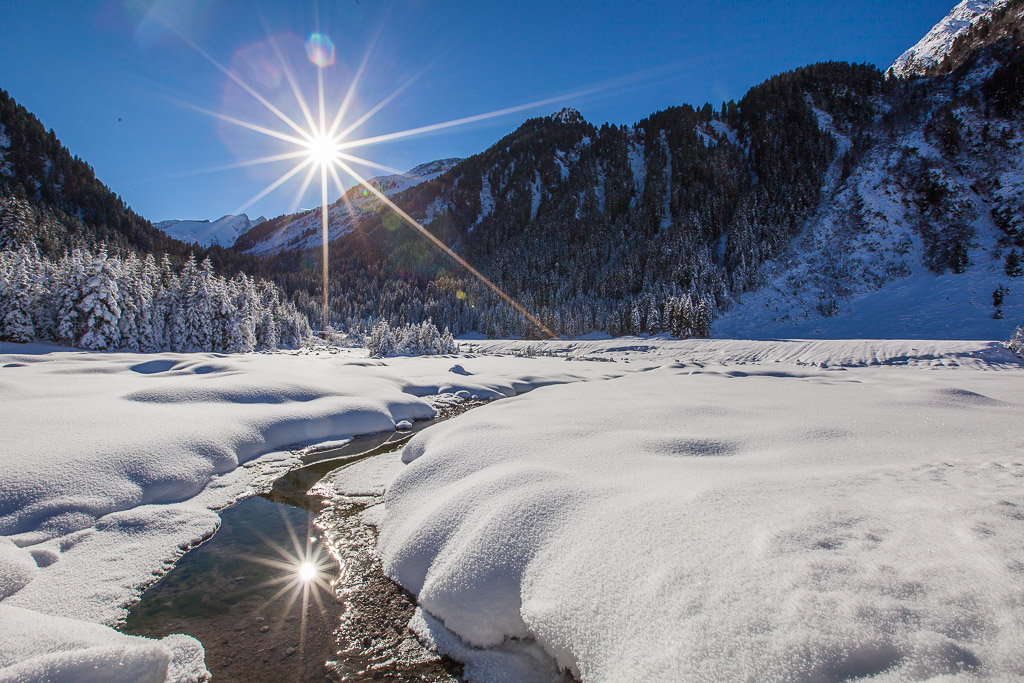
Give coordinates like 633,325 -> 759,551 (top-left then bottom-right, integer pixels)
237,512 -> 337,659
166,21 -> 613,338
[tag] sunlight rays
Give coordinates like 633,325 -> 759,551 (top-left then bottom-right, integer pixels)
168,24 -> 313,143
170,19 -> 577,337
336,86 -> 604,152
233,156 -> 314,215
233,511 -> 337,663
335,159 -> 557,338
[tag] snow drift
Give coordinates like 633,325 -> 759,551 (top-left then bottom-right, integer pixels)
378,349 -> 1024,681
0,342 -> 621,682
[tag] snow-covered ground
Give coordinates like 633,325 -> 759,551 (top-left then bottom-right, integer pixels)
1,337 -> 1022,681
0,341 -> 621,682
377,339 -> 1024,681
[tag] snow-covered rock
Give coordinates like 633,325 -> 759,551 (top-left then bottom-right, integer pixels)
153,214 -> 265,248
890,0 -> 1010,78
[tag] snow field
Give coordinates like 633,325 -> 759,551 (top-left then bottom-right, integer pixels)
0,342 -> 622,682
378,356 -> 1024,681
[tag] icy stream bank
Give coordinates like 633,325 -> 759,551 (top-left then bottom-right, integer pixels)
0,343 -> 623,682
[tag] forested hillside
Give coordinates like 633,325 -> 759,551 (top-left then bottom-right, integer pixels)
0,90 -> 314,349
256,26 -> 1023,339
0,88 -> 267,278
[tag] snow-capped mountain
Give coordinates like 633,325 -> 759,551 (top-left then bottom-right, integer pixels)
256,14 -> 1024,340
233,158 -> 461,255
890,0 -> 1009,78
154,213 -> 266,248
713,65 -> 1024,339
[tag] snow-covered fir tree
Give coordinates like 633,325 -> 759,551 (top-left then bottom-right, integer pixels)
366,319 -> 456,356
0,247 -> 38,342
0,243 -> 311,353
77,246 -> 121,350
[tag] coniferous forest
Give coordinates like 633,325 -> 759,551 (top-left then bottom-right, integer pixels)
1,0 -> 1023,345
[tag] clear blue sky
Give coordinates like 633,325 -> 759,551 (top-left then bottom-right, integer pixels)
1,0 -> 956,224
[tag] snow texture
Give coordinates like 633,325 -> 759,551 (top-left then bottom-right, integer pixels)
0,341 -> 622,681
153,214 -> 265,248
375,339 -> 1024,682
0,605 -> 202,683
891,0 -> 1009,78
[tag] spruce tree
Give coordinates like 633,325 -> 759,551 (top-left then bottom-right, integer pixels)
78,246 -> 121,350
0,248 -> 37,342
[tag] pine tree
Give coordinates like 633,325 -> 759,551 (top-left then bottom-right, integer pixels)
78,246 -> 121,350
116,252 -> 141,351
1005,249 -> 1022,277
54,249 -> 87,346
0,248 -> 37,342
367,319 -> 396,356
0,197 -> 34,251
30,249 -> 57,342
137,254 -> 159,352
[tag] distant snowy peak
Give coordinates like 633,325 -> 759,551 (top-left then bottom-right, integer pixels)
890,0 -> 1009,77
405,157 -> 462,179
235,158 -> 462,255
155,213 -> 266,248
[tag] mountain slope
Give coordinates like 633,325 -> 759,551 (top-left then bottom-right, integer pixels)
713,70 -> 1024,338
0,88 -> 269,279
268,26 -> 1024,340
233,158 -> 461,254
890,0 -> 1010,78
154,213 -> 265,247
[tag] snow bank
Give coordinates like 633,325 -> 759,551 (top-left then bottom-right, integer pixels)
468,335 -> 1018,370
332,451 -> 406,497
0,342 -> 622,682
379,357 -> 1024,681
0,604 -> 203,683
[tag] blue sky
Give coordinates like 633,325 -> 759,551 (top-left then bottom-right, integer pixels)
1,0 -> 956,223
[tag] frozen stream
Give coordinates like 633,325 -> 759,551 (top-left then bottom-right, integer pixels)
121,404 -> 483,682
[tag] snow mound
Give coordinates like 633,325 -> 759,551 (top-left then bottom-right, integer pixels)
379,363 -> 1024,681
891,0 -> 1010,78
333,451 -> 406,497
0,604 -> 206,683
0,539 -> 37,599
0,342 -> 626,682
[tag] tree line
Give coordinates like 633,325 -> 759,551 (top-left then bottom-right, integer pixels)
0,234 -> 310,351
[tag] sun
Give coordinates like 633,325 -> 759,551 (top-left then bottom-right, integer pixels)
306,133 -> 339,167
299,561 -> 317,582
173,25 -> 567,338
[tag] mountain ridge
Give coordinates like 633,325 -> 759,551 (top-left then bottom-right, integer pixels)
890,0 -> 1010,78
154,213 -> 266,248
262,21 -> 1024,338
232,157 -> 461,254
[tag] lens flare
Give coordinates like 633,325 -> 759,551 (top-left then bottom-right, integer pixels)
299,561 -> 316,582
306,133 -> 338,166
169,19 -> 574,337
306,33 -> 335,68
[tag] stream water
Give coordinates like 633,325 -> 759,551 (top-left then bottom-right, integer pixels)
122,404 -> 481,682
